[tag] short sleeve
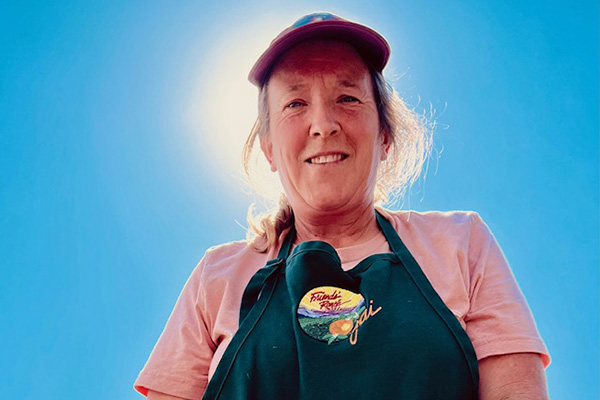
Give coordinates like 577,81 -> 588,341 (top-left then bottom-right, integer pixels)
465,214 -> 550,367
134,257 -> 215,399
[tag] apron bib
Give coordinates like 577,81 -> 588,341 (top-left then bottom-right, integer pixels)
202,212 -> 479,399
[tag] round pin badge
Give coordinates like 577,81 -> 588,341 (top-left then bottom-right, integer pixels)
297,286 -> 366,344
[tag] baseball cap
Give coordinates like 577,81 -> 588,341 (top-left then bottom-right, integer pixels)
248,12 -> 390,87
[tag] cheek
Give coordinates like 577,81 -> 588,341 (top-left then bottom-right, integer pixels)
271,122 -> 305,161
348,119 -> 381,151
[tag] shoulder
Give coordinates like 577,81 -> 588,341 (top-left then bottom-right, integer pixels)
381,208 -> 481,222
203,240 -> 254,265
197,239 -> 271,284
378,208 -> 497,273
379,208 -> 488,238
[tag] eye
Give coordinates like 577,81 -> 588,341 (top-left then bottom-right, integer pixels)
286,100 -> 305,109
339,95 -> 360,103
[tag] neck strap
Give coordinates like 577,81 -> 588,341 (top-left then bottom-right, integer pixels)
375,210 -> 405,257
276,210 -> 404,260
276,225 -> 297,260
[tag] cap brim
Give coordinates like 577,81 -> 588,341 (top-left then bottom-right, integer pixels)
248,20 -> 390,86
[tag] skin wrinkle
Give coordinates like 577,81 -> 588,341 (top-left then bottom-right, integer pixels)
293,203 -> 380,246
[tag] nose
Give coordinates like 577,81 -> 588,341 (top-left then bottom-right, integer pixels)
308,102 -> 340,137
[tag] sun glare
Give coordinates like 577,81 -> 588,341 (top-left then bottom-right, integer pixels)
185,14 -> 292,202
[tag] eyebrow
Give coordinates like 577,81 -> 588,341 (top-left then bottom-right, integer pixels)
285,80 -> 359,92
338,79 -> 359,88
286,84 -> 306,92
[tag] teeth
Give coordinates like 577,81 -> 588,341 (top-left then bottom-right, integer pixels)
310,154 -> 344,164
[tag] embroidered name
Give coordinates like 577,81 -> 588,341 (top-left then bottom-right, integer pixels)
349,300 -> 382,345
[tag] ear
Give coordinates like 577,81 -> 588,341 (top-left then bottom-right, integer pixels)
379,130 -> 391,161
259,134 -> 277,172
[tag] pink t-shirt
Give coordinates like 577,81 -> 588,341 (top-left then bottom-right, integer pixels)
134,210 -> 550,399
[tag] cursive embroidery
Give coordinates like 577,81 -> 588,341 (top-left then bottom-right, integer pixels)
349,300 -> 382,345
308,290 -> 351,311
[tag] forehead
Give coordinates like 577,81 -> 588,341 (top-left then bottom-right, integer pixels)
267,40 -> 372,89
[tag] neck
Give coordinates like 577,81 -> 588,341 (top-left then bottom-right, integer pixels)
293,204 -> 381,249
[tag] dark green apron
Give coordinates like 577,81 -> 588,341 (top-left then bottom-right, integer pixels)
202,212 -> 479,399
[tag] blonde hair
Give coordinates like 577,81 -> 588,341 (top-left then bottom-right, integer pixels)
242,70 -> 432,252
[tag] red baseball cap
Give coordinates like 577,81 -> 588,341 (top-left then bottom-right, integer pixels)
248,12 -> 390,87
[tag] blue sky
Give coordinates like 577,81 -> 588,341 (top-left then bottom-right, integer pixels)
0,1 -> 597,399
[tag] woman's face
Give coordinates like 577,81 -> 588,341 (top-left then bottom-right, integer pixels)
261,40 -> 389,217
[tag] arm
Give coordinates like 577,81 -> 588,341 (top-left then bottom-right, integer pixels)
134,257 -> 215,399
464,215 -> 550,398
147,389 -> 190,400
479,353 -> 549,400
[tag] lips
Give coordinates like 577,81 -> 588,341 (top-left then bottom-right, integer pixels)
306,153 -> 349,164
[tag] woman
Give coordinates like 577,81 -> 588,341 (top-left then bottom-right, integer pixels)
135,13 -> 550,400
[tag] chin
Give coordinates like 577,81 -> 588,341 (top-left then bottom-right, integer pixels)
304,193 -> 359,214
289,183 -> 372,215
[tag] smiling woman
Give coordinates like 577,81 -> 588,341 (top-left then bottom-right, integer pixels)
135,12 -> 550,400
260,40 -> 387,240
244,41 -> 430,252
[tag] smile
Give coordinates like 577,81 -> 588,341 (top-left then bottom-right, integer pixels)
306,153 -> 349,165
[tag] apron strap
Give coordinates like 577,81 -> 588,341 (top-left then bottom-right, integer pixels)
375,209 -> 480,388
207,263 -> 284,400
239,259 -> 283,323
239,227 -> 295,323
375,210 -> 405,258
277,225 -> 297,259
